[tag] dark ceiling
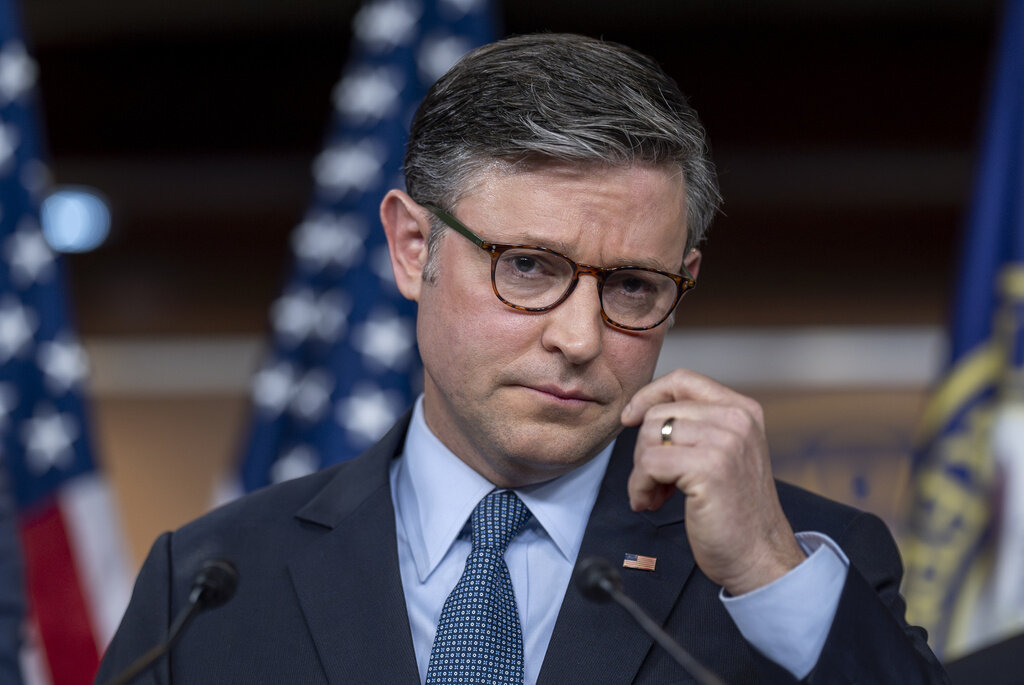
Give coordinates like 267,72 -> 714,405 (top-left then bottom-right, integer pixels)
20,0 -> 1001,334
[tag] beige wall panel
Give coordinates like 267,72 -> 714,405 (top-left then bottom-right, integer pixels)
757,388 -> 928,536
91,395 -> 248,568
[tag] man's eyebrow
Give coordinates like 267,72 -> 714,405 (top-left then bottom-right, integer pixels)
514,233 -> 677,273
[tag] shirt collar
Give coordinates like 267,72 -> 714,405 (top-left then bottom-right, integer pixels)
394,396 -> 613,583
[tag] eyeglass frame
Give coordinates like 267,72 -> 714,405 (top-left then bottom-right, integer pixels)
420,203 -> 696,332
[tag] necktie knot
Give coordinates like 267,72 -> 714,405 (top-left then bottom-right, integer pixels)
471,490 -> 531,553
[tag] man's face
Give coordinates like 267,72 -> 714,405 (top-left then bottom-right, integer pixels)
405,164 -> 697,487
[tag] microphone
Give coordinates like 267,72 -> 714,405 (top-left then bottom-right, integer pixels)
187,558 -> 238,610
575,555 -> 622,602
101,559 -> 239,685
574,557 -> 726,685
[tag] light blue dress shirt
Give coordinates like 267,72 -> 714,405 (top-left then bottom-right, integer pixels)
391,397 -> 848,683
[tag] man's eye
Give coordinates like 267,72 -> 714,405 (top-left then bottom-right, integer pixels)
619,277 -> 651,294
512,256 -> 538,273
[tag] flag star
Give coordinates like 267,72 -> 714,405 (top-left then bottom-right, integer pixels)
0,122 -> 20,175
270,445 -> 320,484
38,337 -> 89,392
418,34 -> 473,84
0,383 -> 17,431
251,361 -> 297,415
0,41 -> 37,104
22,405 -> 79,475
291,213 -> 367,271
272,289 -> 351,345
272,290 -> 320,345
313,141 -> 385,195
312,290 -> 351,342
336,383 -> 403,445
353,0 -> 422,52
4,218 -> 55,286
289,369 -> 334,422
0,297 -> 37,362
352,312 -> 415,370
333,67 -> 405,124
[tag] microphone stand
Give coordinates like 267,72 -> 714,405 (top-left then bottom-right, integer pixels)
100,559 -> 239,685
576,557 -> 726,685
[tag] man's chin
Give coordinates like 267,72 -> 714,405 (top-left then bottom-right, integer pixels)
489,417 -> 621,478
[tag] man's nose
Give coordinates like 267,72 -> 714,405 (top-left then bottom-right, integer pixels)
539,275 -> 604,365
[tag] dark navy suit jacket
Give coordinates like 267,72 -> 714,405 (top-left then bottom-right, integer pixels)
95,415 -> 947,684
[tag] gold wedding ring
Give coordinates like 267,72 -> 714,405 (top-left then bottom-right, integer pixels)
660,417 -> 675,445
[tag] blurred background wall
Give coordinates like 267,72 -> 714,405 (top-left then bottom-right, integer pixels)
12,0 -> 1007,660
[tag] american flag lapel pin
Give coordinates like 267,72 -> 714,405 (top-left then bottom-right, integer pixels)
623,553 -> 657,571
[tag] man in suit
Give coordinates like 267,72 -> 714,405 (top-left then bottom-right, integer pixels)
96,34 -> 947,684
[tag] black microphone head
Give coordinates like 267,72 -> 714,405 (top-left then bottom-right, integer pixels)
191,559 -> 239,610
574,556 -> 621,603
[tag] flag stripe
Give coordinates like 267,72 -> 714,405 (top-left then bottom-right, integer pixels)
59,475 -> 131,646
20,503 -> 99,685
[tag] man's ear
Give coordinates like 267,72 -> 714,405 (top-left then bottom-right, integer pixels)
380,189 -> 431,301
684,247 -> 702,280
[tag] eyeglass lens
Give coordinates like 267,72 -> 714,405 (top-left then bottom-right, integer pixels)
493,248 -> 678,328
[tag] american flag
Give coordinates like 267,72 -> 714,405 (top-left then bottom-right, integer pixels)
234,0 -> 495,493
0,2 -> 130,683
623,553 -> 657,571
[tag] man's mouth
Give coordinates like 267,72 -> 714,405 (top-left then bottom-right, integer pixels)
518,383 -> 599,404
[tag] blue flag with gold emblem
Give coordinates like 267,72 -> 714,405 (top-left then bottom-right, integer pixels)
904,0 -> 1024,658
236,0 -> 495,493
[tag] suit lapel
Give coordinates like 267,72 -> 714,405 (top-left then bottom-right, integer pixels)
538,428 -> 695,685
288,415 -> 421,684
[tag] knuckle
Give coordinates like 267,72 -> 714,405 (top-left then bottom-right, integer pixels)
744,397 -> 765,424
719,431 -> 745,456
723,405 -> 750,429
667,367 -> 692,385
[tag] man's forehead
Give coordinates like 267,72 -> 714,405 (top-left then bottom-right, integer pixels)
454,159 -> 686,214
451,161 -> 690,269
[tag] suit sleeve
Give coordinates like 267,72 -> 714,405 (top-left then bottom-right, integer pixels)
802,512 -> 948,684
93,532 -> 174,685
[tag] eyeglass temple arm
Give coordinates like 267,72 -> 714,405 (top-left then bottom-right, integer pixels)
422,203 -> 487,248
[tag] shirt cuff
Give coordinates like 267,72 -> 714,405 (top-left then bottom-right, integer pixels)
719,532 -> 849,679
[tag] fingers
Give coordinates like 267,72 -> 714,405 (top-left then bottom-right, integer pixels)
635,401 -> 761,453
627,414 -> 747,510
628,460 -> 677,512
628,442 -> 703,511
624,375 -> 769,513
621,368 -> 763,429
622,369 -> 805,593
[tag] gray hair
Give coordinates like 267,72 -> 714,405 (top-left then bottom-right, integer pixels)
404,33 -> 721,279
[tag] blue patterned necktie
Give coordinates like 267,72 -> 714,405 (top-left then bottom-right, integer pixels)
426,490 -> 532,684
